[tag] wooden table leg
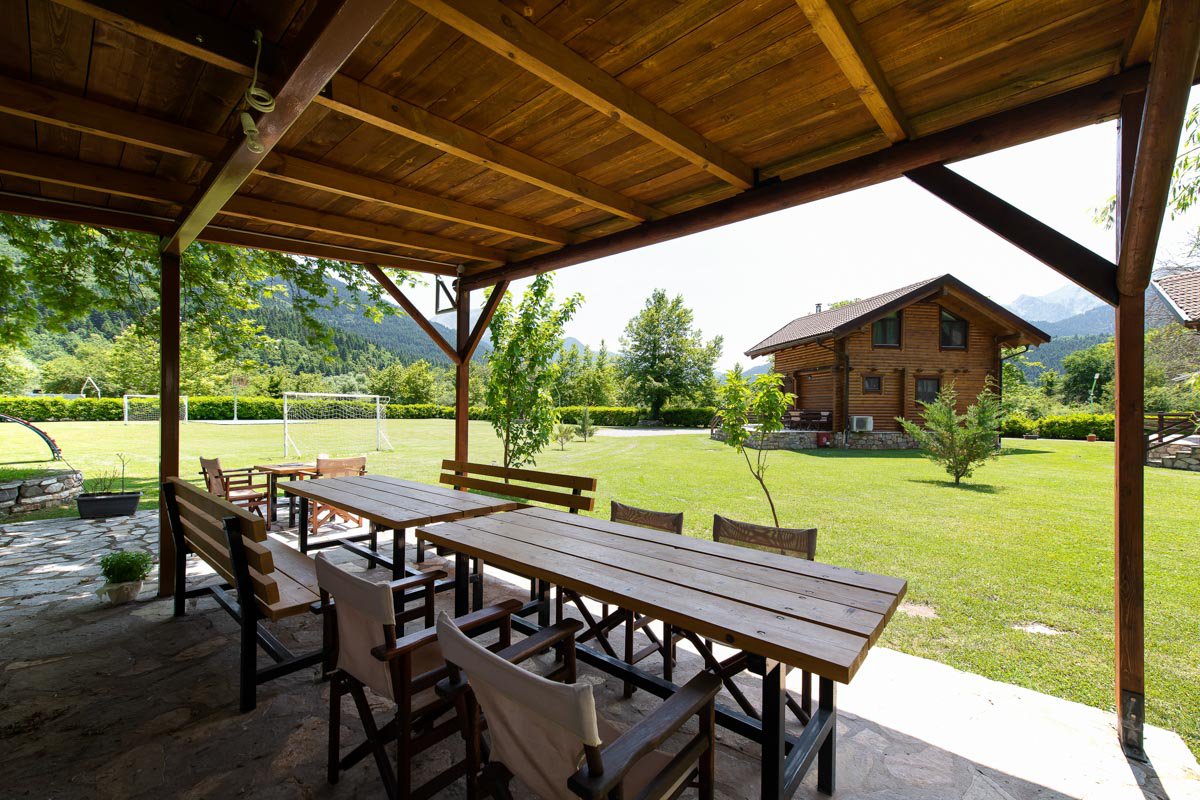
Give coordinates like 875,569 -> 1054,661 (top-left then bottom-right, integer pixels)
268,473 -> 278,523
392,527 -> 404,581
454,552 -> 469,617
298,496 -> 309,553
761,660 -> 787,800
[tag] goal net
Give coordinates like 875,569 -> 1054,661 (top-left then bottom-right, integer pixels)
123,394 -> 189,424
283,392 -> 392,457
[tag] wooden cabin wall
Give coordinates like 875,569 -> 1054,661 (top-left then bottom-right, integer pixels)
843,299 -> 1000,431
773,344 -> 838,416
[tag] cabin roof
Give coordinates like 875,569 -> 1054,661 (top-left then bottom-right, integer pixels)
745,273 -> 1050,357
1151,270 -> 1200,329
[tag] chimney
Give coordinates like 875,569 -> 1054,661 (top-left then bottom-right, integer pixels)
815,302 -> 822,313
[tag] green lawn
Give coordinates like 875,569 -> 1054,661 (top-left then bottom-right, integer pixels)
3,419 -> 1198,755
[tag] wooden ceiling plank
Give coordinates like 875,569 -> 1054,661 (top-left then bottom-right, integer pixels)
1117,0 -> 1200,295
221,195 -> 504,262
363,263 -> 461,363
793,0 -> 911,142
0,144 -> 192,205
162,0 -> 398,254
1121,0 -> 1160,68
408,0 -> 755,189
321,75 -> 661,222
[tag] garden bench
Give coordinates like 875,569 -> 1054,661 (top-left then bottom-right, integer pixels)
162,477 -> 325,712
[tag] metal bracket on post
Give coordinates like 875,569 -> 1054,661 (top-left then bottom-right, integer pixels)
1120,689 -> 1146,761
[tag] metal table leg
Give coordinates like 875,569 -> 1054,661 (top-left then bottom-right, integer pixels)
298,496 -> 309,553
392,527 -> 405,580
454,552 -> 469,617
268,473 -> 278,523
761,660 -> 787,799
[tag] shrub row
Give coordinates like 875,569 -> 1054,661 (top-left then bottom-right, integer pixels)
0,396 -> 714,427
1001,412 -> 1116,441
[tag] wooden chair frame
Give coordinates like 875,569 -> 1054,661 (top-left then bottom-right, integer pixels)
198,457 -> 271,517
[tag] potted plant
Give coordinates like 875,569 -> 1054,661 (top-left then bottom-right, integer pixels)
77,453 -> 141,518
1086,432 -> 1099,442
96,550 -> 153,605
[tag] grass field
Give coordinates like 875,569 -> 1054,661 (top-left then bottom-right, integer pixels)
2,418 -> 1198,755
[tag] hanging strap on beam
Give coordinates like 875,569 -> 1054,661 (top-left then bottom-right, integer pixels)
905,164 -> 1119,305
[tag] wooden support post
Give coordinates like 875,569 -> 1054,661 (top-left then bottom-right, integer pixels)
454,285 -> 471,466
1114,90 -> 1147,760
157,242 -> 181,598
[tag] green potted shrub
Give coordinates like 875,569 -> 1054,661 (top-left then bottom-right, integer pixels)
77,454 -> 141,518
96,550 -> 153,605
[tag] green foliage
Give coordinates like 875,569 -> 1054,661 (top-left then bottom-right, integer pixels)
188,396 -> 283,420
367,359 -> 438,404
620,290 -> 722,419
1037,413 -> 1115,441
486,276 -> 582,468
577,406 -> 595,442
660,407 -> 716,427
717,368 -> 794,526
554,406 -> 640,426
99,550 -> 153,584
0,347 -> 37,394
1000,414 -> 1037,438
898,383 -> 1002,485
0,396 -> 122,421
551,341 -> 621,407
553,422 -> 578,450
1060,340 -> 1114,405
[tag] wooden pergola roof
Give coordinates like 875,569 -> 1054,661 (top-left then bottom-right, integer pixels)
0,0 -> 1179,291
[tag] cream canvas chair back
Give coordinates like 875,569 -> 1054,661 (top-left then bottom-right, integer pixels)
315,554 -> 395,699
316,456 -> 366,478
436,612 -> 600,800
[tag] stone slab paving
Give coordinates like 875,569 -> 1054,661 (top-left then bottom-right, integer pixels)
1,512 -> 1197,799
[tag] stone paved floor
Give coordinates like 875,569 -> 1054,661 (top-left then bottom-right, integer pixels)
2,513 -> 1197,800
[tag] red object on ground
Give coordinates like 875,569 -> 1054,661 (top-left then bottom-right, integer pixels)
816,432 -> 832,448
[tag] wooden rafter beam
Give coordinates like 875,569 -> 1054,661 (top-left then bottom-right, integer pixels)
794,0 -> 912,142
462,66 -> 1161,290
408,0 -> 755,189
0,191 -> 457,276
1121,0 -> 1161,68
161,0 -> 397,254
322,76 -> 661,222
363,264 -> 461,363
461,280 -> 509,362
905,164 -> 1118,304
0,144 -> 193,205
1117,0 -> 1200,295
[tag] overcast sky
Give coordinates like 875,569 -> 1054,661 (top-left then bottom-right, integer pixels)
417,89 -> 1200,370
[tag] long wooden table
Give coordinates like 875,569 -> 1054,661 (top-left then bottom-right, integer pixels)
277,474 -> 523,584
417,506 -> 906,799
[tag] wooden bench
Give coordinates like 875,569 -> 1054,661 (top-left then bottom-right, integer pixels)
417,460 -> 598,605
162,477 -> 325,712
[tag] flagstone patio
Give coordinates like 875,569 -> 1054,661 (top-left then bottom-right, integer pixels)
1,512 -> 1196,799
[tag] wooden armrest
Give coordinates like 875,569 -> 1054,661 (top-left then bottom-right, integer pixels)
389,569 -> 446,593
494,619 -> 581,665
568,672 -> 721,799
371,598 -> 522,661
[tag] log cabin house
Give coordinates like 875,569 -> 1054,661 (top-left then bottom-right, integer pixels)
745,274 -> 1050,448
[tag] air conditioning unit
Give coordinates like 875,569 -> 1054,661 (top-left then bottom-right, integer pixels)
850,415 -> 874,432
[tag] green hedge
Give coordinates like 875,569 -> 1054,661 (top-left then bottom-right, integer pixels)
661,407 -> 716,427
189,396 -> 283,420
555,406 -> 641,426
1001,412 -> 1115,441
1000,414 -> 1036,438
0,396 -> 123,421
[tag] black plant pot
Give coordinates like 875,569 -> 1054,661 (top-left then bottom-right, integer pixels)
77,491 -> 142,519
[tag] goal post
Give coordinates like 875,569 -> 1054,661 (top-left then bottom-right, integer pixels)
283,392 -> 392,457
123,394 -> 188,424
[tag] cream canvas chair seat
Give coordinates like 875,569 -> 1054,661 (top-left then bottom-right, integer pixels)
437,611 -> 721,800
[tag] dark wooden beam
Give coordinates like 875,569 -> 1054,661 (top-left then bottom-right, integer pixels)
1113,89 -> 1147,762
0,145 -> 193,205
904,164 -> 1118,305
462,65 -> 1159,290
1117,0 -> 1200,295
461,281 -> 509,362
157,240 -> 181,599
162,0 -> 396,254
455,288 -> 471,464
363,264 -> 460,364
409,0 -> 754,189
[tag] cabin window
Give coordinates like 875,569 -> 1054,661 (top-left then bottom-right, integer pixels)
940,308 -> 967,349
916,377 -> 941,404
863,376 -> 883,393
872,311 -> 901,347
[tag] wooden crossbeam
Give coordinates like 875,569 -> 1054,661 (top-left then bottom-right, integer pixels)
461,281 -> 509,362
905,164 -> 1118,305
220,195 -> 505,262
0,144 -> 193,205
409,0 -> 755,189
322,76 -> 661,222
0,191 -> 457,276
161,0 -> 396,254
1116,0 -> 1200,295
1121,0 -> 1161,68
794,0 -> 912,142
363,264 -> 461,363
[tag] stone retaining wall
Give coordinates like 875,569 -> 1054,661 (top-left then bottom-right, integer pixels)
711,429 -> 918,450
0,470 -> 83,515
1154,445 -> 1200,473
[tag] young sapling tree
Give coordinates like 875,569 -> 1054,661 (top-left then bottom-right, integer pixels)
716,368 -> 794,527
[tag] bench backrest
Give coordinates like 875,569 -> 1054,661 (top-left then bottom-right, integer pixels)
315,455 -> 367,478
163,477 -> 281,606
439,460 -> 597,513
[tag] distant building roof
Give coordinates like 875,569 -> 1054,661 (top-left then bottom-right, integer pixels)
746,273 -> 1050,357
1151,270 -> 1200,329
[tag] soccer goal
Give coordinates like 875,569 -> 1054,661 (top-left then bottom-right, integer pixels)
123,394 -> 189,424
283,392 -> 392,457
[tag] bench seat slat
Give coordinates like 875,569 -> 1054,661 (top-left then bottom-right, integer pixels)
441,459 -> 597,491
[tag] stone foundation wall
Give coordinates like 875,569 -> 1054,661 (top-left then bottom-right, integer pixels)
0,470 -> 83,515
1153,445 -> 1200,473
711,429 -> 918,450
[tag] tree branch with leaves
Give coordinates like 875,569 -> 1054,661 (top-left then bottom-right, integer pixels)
717,368 -> 795,527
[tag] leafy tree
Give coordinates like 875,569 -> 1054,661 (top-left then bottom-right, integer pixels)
1061,341 -> 1114,405
716,367 -> 795,527
247,367 -> 329,398
103,325 -> 229,396
577,406 -> 595,442
1037,369 -> 1059,397
898,383 -> 1002,485
553,422 -> 578,451
486,276 -> 582,468
0,215 -> 409,358
620,290 -> 722,419
0,347 -> 37,394
368,359 -> 438,404
826,298 -> 862,310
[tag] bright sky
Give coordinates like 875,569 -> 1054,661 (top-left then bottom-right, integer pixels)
418,89 -> 1200,370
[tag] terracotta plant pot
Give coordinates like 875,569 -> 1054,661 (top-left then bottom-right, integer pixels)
96,580 -> 142,606
1086,433 -> 1098,442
